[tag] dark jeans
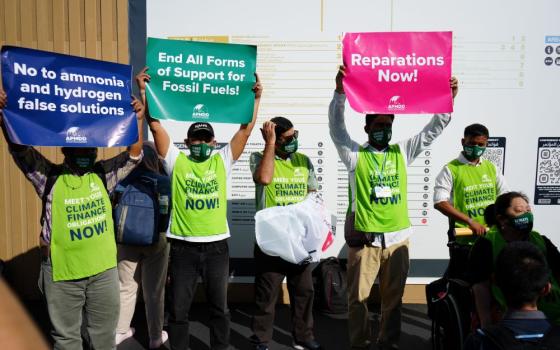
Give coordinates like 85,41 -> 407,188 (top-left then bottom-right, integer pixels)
168,238 -> 230,350
251,245 -> 315,344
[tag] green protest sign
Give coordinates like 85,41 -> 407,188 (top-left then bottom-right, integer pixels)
146,37 -> 257,124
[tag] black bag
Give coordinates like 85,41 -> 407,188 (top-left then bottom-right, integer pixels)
312,257 -> 348,315
482,324 -> 560,350
426,277 -> 473,350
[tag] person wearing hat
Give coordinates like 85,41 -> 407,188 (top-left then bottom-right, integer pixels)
136,68 -> 263,350
0,87 -> 146,350
249,117 -> 322,350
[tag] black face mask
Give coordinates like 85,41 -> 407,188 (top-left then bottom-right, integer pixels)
508,212 -> 534,235
67,155 -> 96,172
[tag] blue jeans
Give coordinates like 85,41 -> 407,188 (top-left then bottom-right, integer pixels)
168,238 -> 230,350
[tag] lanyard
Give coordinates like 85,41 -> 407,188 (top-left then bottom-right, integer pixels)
370,150 -> 388,179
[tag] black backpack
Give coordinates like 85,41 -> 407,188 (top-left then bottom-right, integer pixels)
312,257 -> 348,315
482,324 -> 560,350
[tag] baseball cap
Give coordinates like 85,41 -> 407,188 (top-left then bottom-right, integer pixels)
187,122 -> 215,139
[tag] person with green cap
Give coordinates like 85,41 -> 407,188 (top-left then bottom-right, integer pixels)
249,117 -> 322,350
0,87 -> 146,350
136,68 -> 262,350
330,66 -> 458,350
433,123 -> 508,278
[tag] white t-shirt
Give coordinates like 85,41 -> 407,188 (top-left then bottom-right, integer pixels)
163,143 -> 235,242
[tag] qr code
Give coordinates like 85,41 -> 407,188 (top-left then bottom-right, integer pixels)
537,148 -> 560,185
482,147 -> 504,174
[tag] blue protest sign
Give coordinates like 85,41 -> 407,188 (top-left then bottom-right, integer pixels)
1,46 -> 138,147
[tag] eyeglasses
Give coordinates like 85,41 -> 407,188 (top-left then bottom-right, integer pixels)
277,130 -> 299,144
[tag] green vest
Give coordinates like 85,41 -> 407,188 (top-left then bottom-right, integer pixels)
448,159 -> 498,244
50,173 -> 116,281
484,227 -> 560,325
263,153 -> 309,209
354,144 -> 410,232
170,152 -> 227,237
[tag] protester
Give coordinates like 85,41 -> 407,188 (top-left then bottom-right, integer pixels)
249,117 -> 322,350
464,241 -> 560,349
330,66 -> 458,349
137,68 -> 262,350
0,87 -> 145,349
433,123 -> 508,278
114,141 -> 171,348
469,192 -> 560,328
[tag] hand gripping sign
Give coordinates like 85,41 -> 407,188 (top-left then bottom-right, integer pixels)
1,46 -> 137,147
342,31 -> 453,114
145,37 -> 257,124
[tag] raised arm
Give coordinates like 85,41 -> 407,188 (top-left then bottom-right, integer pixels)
400,77 -> 458,164
0,88 -> 53,197
328,66 -> 360,170
128,96 -> 145,158
136,67 -> 171,158
230,73 -> 263,161
252,121 -> 276,185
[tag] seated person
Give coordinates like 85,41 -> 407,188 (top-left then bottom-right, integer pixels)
464,241 -> 560,349
468,192 -> 560,328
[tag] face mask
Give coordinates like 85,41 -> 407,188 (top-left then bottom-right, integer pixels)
72,156 -> 96,169
509,212 -> 534,234
189,143 -> 214,161
279,138 -> 298,154
369,127 -> 392,147
463,145 -> 486,161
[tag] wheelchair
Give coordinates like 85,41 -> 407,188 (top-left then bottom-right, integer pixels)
426,227 -> 476,350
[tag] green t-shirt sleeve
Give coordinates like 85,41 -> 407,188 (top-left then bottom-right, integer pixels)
249,152 -> 263,178
306,156 -> 319,191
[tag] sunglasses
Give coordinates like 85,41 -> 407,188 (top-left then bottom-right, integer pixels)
277,130 -> 299,144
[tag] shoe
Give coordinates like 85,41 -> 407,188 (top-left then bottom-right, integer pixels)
293,339 -> 323,350
115,327 -> 135,345
255,344 -> 269,350
149,330 -> 169,349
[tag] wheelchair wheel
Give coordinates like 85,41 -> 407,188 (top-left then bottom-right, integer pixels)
431,293 -> 464,350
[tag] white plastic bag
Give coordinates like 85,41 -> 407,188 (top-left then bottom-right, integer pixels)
254,193 -> 336,264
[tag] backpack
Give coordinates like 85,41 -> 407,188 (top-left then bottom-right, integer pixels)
312,257 -> 348,315
482,324 -> 560,350
113,174 -> 160,245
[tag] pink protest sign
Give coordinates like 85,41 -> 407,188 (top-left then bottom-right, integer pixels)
342,31 -> 453,114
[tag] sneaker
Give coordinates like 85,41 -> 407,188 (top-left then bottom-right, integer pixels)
149,330 -> 169,349
115,327 -> 135,345
255,344 -> 269,350
293,339 -> 323,350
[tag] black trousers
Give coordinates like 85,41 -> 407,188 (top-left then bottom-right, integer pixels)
168,239 -> 230,350
251,245 -> 315,344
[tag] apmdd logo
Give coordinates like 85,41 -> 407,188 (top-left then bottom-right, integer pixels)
65,127 -> 87,144
388,96 -> 406,111
192,104 -> 210,119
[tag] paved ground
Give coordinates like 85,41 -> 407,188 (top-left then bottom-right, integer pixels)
116,303 -> 433,350
25,300 -> 433,350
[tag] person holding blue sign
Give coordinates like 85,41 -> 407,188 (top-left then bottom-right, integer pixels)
0,86 -> 146,350
137,68 -> 262,350
330,67 -> 458,350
